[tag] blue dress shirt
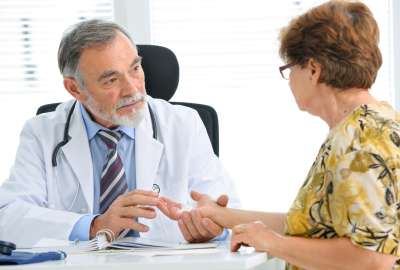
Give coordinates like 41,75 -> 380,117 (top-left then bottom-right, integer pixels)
69,103 -> 136,241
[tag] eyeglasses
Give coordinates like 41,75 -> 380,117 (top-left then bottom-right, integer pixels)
279,62 -> 296,80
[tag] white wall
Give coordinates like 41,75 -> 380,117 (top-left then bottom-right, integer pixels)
145,0 -> 398,212
114,0 -> 151,44
1,1 -> 398,216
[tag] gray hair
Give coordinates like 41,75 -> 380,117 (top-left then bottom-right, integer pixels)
57,19 -> 135,86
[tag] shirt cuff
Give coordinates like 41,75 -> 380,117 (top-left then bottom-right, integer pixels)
212,228 -> 229,241
69,214 -> 97,241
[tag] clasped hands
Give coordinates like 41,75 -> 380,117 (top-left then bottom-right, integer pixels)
90,189 -> 278,253
159,192 -> 281,253
158,190 -> 229,243
90,189 -> 227,243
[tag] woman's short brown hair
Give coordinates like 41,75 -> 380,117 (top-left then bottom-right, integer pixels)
279,0 -> 382,89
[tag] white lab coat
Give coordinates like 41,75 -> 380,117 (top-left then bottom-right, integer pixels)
0,97 -> 239,247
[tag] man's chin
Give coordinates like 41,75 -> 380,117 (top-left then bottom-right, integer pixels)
113,109 -> 145,128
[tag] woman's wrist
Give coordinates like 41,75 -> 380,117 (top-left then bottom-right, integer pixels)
266,230 -> 288,257
213,206 -> 234,228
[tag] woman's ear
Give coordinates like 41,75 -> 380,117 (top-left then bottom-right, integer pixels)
63,77 -> 87,102
307,58 -> 321,86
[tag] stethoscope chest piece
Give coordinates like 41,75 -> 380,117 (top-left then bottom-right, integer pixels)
152,184 -> 160,194
0,240 -> 16,256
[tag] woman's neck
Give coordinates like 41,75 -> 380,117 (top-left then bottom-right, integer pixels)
310,86 -> 377,129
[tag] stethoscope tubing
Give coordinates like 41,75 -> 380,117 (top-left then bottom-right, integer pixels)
51,101 -> 157,167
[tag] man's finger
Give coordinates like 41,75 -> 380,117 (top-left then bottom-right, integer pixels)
119,194 -> 160,207
178,219 -> 193,242
156,200 -> 169,215
202,217 -> 223,236
191,209 -> 212,238
157,200 -> 182,220
120,218 -> 149,233
125,189 -> 159,197
119,206 -> 157,219
159,197 -> 182,208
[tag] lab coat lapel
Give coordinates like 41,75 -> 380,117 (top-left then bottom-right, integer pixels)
135,104 -> 164,191
62,103 -> 94,212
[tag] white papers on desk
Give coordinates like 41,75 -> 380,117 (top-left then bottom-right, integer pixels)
72,236 -> 220,255
33,237 -> 220,256
110,237 -> 218,251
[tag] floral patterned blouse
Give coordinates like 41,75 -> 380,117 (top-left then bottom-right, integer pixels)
285,102 -> 400,270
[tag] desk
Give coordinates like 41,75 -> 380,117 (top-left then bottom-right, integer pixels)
0,248 -> 284,270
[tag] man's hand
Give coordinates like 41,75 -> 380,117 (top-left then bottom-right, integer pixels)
89,189 -> 160,239
156,196 -> 183,220
179,191 -> 229,243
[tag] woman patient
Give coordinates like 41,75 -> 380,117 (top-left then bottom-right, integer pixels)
163,0 -> 400,269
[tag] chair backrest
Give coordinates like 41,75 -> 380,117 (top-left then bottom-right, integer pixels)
171,102 -> 219,157
36,44 -> 219,156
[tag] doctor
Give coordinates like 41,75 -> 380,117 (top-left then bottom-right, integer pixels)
0,19 -> 239,247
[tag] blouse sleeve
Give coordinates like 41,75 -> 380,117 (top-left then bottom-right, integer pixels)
327,149 -> 400,256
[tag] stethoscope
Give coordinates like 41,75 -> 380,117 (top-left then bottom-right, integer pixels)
51,100 -> 161,210
51,100 -> 158,167
0,101 -> 162,249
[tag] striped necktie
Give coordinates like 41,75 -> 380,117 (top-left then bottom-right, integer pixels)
98,130 -> 128,214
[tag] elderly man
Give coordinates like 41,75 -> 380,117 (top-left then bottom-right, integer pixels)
0,19 -> 239,246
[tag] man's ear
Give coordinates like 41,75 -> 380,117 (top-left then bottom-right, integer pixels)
307,58 -> 321,86
63,77 -> 86,102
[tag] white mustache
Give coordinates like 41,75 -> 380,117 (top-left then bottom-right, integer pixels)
116,94 -> 146,109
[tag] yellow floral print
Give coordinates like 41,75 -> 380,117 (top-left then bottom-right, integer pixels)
285,102 -> 400,270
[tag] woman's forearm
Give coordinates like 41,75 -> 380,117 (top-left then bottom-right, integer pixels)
210,207 -> 397,269
213,208 -> 286,234
271,236 -> 397,270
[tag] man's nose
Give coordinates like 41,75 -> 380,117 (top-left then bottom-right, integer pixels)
122,75 -> 143,94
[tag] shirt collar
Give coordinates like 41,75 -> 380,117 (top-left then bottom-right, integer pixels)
79,102 -> 135,140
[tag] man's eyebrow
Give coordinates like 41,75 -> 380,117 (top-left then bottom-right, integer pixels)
97,56 -> 142,82
97,70 -> 118,82
130,56 -> 142,67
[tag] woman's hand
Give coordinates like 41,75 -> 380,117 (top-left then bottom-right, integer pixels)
231,221 -> 282,253
157,191 -> 229,223
177,191 -> 229,242
191,191 -> 229,220
156,191 -> 229,242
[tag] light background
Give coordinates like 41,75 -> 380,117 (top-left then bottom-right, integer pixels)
0,0 -> 398,213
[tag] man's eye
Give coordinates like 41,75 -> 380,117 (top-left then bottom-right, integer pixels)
104,78 -> 117,86
133,65 -> 141,71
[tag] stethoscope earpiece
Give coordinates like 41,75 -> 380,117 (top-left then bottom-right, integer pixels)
0,240 -> 16,256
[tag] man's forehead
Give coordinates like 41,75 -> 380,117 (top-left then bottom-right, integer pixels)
79,34 -> 137,62
82,32 -> 136,54
114,30 -> 138,54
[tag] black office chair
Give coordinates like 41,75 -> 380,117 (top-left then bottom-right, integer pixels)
37,44 -> 219,156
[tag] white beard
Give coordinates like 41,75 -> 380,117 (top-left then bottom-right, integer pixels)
112,104 -> 146,128
85,92 -> 147,128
